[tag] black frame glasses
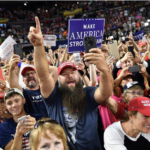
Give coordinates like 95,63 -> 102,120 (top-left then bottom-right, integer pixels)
23,71 -> 36,78
34,120 -> 58,129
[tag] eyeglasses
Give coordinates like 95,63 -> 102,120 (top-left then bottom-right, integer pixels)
34,119 -> 58,129
23,72 -> 36,78
127,91 -> 143,96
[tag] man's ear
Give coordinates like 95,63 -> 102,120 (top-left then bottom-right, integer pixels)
23,98 -> 26,104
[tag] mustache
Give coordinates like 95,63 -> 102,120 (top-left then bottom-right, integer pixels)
27,77 -> 36,82
66,77 -> 75,83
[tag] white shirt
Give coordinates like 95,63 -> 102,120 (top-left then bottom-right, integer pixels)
116,60 -> 148,68
104,121 -> 150,150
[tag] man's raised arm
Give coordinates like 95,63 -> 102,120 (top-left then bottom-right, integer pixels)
28,17 -> 55,98
84,48 -> 113,103
9,54 -> 22,92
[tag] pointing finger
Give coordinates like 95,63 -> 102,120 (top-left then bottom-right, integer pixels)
35,16 -> 41,31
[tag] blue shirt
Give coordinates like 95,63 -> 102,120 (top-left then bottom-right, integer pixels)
0,114 -> 42,149
44,85 -> 103,150
23,88 -> 48,117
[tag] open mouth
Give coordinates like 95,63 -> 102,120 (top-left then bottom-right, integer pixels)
28,78 -> 35,83
67,80 -> 75,86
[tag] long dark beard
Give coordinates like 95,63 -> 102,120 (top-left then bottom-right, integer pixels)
58,78 -> 86,117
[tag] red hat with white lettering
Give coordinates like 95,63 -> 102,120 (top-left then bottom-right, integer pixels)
138,41 -> 147,47
128,97 -> 150,116
58,62 -> 78,75
0,93 -> 5,99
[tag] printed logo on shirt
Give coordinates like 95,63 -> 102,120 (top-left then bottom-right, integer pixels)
30,94 -> 43,103
63,107 -> 78,144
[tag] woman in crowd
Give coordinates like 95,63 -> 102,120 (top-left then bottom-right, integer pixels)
104,96 -> 150,150
30,118 -> 69,150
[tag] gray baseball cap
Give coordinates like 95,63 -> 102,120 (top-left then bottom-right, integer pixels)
4,88 -> 24,102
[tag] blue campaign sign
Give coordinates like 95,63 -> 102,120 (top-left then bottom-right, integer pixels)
67,18 -> 105,53
133,30 -> 144,41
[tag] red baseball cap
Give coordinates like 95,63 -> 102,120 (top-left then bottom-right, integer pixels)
58,62 -> 78,75
138,41 -> 147,47
0,93 -> 5,98
128,96 -> 150,116
21,66 -> 36,76
80,52 -> 85,55
117,69 -> 132,77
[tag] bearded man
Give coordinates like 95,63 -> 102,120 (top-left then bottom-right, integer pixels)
8,54 -> 52,117
27,17 -> 113,150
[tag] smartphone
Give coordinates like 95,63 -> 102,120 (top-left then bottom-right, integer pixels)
0,57 -> 1,62
55,53 -> 58,59
129,66 -> 141,73
125,38 -> 129,41
108,40 -> 120,59
27,55 -> 33,61
83,36 -> 97,53
13,44 -> 23,60
128,46 -> 135,57
18,115 -> 27,126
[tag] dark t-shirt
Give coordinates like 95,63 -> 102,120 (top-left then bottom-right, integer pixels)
0,114 -> 42,149
43,85 -> 103,150
23,88 -> 48,117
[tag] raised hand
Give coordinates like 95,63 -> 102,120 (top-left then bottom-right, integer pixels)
118,67 -> 130,78
9,54 -> 21,70
139,64 -> 147,75
84,48 -> 109,72
0,79 -> 7,92
120,52 -> 133,62
28,17 -> 43,47
77,62 -> 85,72
16,115 -> 36,136
132,49 -> 142,63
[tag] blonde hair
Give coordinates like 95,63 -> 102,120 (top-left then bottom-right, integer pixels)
29,118 -> 69,150
122,85 -> 144,103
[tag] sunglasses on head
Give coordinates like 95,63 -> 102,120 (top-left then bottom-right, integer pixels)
34,119 -> 58,129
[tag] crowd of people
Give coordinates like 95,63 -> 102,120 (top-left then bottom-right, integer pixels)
0,1 -> 150,45
0,1 -> 150,150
